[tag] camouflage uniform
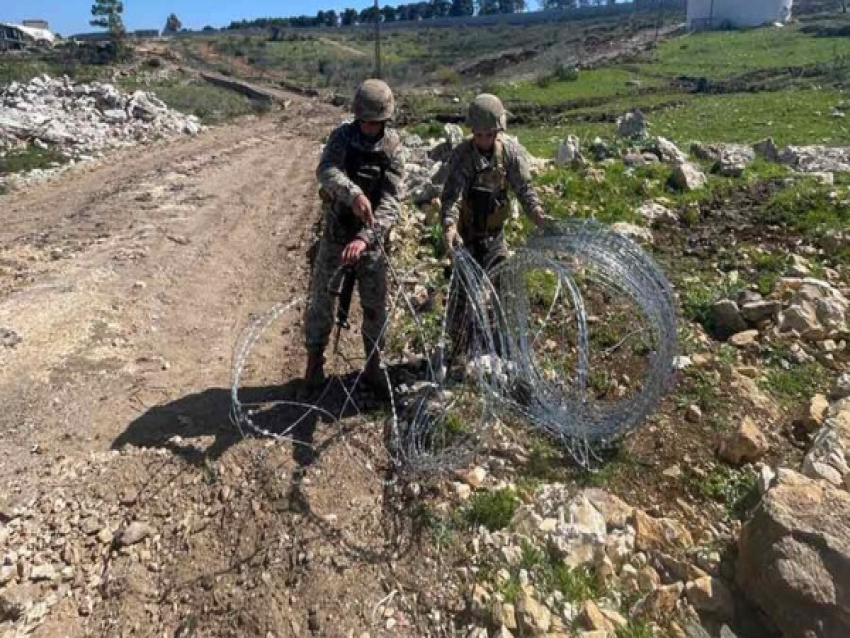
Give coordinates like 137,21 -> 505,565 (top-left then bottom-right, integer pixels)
440,133 -> 543,270
304,122 -> 405,357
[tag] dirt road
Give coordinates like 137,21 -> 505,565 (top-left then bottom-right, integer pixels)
0,99 -> 454,636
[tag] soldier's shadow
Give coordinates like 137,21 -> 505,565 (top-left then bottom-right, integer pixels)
112,370 -> 399,468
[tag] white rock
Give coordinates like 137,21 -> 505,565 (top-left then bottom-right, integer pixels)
617,110 -> 648,139
30,564 -> 56,582
0,564 -> 16,584
832,374 -> 850,401
453,482 -> 472,501
671,161 -> 707,191
612,222 -> 653,244
637,202 -> 677,226
654,136 -> 687,164
555,135 -> 586,167
464,467 -> 487,488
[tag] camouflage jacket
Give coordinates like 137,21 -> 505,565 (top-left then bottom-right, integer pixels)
440,134 -> 543,237
317,122 -> 405,248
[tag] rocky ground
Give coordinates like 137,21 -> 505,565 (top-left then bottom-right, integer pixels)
0,77 -> 849,638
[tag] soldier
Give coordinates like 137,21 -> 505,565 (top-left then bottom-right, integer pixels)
441,93 -> 546,270
439,94 -> 547,364
303,79 -> 404,398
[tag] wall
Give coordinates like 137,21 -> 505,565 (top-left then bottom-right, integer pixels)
687,0 -> 793,28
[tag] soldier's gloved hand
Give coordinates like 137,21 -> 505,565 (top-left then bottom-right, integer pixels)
443,224 -> 463,255
342,239 -> 367,266
352,194 -> 375,227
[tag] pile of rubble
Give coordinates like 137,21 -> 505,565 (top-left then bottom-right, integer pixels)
0,74 -> 202,166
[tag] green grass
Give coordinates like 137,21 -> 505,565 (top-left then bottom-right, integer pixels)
465,488 -> 520,532
759,177 -> 850,238
498,68 -> 662,106
578,447 -> 638,487
652,88 -> 850,146
677,368 -> 724,414
640,26 -> 850,79
762,360 -> 832,405
494,540 -> 601,604
0,57 -> 106,86
534,160 -> 740,224
130,80 -> 268,124
422,506 -> 466,552
748,248 -> 789,296
0,146 -> 69,175
515,124 -> 612,158
694,465 -> 759,520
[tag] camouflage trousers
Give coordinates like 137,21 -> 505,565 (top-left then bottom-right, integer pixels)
304,236 -> 388,358
448,233 -> 509,361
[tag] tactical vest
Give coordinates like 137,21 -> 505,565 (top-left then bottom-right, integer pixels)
326,131 -> 396,242
459,137 -> 510,241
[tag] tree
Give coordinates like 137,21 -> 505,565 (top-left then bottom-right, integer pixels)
381,5 -> 398,22
542,0 -> 576,9
498,0 -> 524,12
432,0 -> 453,17
359,5 -> 380,22
478,0 -> 500,14
163,13 -> 181,33
90,0 -> 125,58
324,9 -> 339,26
342,8 -> 359,25
450,0 -> 475,16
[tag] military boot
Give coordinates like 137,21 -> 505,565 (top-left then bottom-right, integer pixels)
363,353 -> 391,400
299,349 -> 326,400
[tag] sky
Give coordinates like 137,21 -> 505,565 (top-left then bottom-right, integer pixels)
2,1 -> 383,36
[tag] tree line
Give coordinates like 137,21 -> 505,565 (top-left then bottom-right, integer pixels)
225,0 -> 611,31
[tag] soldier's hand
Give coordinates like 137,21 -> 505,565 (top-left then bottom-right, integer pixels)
352,194 -> 375,227
342,239 -> 367,266
443,225 -> 463,256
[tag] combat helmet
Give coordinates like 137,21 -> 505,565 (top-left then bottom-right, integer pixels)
467,93 -> 507,132
353,79 -> 395,122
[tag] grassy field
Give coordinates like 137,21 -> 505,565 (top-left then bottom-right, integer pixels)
639,25 -> 850,78
0,56 -> 107,85
178,8 -> 679,92
494,21 -> 850,157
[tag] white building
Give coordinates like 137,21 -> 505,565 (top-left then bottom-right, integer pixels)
0,22 -> 57,49
688,0 -> 793,29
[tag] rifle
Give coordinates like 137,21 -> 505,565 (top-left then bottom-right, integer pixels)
329,265 -> 357,355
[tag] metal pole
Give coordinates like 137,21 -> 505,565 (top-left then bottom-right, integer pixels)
374,0 -> 382,79
709,0 -> 715,28
654,0 -> 663,43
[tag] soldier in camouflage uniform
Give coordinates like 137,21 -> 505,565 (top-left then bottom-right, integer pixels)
441,93 -> 546,267
303,79 -> 405,397
440,94 -> 547,361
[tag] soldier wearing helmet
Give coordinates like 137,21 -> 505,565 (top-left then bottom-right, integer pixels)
441,94 -> 546,268
302,79 -> 404,398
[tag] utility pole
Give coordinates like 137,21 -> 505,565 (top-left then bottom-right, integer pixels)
709,0 -> 716,28
654,0 -> 664,43
374,0 -> 382,79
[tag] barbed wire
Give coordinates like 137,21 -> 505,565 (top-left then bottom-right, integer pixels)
230,218 -> 677,476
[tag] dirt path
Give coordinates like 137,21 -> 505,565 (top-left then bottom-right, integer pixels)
318,37 -> 369,58
0,100 -> 455,637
